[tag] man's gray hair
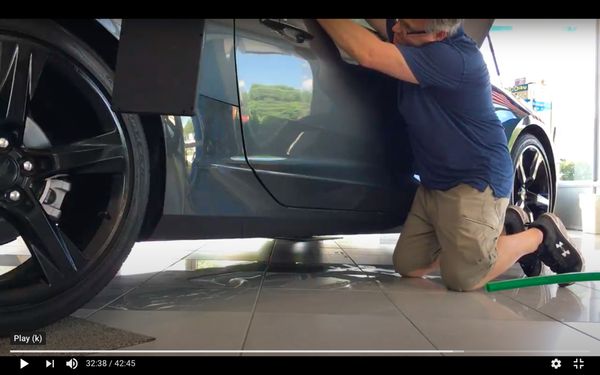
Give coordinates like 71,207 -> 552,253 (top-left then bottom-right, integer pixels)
426,19 -> 463,36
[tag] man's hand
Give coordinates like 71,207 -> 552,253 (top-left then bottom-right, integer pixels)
316,19 -> 418,84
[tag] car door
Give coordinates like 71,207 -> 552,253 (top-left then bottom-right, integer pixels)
235,19 -> 416,212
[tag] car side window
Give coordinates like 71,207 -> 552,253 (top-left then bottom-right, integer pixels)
235,19 -> 316,152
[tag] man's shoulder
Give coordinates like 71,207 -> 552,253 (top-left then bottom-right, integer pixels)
446,33 -> 480,56
410,40 -> 464,63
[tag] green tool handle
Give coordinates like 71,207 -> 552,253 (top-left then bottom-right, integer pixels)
486,272 -> 600,292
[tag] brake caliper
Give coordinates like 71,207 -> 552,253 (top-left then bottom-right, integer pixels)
39,178 -> 71,220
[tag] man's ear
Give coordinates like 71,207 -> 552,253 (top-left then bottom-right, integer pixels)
434,31 -> 448,41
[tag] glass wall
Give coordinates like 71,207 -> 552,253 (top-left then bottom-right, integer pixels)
481,19 -> 597,182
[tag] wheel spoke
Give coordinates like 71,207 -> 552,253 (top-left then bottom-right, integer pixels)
515,153 -> 527,186
0,41 -> 46,144
516,199 -> 525,209
528,149 -> 543,185
27,130 -> 126,178
0,188 -> 85,285
526,190 -> 550,210
0,217 -> 18,240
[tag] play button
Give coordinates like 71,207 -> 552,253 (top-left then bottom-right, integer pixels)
20,359 -> 28,369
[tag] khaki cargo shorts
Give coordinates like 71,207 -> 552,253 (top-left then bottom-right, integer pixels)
393,184 -> 509,291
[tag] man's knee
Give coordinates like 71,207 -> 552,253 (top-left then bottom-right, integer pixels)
394,251 -> 436,277
440,265 -> 482,292
393,250 -> 421,276
397,268 -> 429,278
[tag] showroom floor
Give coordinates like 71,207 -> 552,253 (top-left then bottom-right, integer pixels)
60,230 -> 600,355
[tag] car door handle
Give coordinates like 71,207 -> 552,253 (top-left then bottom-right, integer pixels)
259,19 -> 313,43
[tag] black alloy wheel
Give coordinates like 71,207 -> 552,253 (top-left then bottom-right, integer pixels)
0,20 -> 149,335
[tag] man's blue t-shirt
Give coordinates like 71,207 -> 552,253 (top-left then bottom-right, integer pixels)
386,20 -> 513,198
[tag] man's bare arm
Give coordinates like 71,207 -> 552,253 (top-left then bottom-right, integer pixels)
365,19 -> 388,40
316,19 -> 418,84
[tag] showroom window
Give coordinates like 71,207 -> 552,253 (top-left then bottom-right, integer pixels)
481,19 -> 597,182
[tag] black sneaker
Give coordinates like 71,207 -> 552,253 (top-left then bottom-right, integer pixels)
529,212 -> 585,286
505,205 -> 541,277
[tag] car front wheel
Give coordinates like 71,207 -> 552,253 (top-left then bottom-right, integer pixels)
0,20 -> 149,336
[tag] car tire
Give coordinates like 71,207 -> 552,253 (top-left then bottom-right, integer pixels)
510,133 -> 553,221
0,20 -> 149,335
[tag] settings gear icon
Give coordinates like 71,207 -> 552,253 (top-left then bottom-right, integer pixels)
551,358 -> 562,369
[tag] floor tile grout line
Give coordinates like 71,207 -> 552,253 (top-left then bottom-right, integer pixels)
81,244 -> 208,319
500,289 -> 600,343
562,320 -> 600,342
334,240 -> 441,353
79,285 -> 139,319
239,239 -> 277,354
574,281 -> 600,292
376,284 -> 442,353
333,241 -> 359,264
258,287 -> 384,293
333,240 -> 395,292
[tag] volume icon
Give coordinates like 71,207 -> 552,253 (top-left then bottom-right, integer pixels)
66,358 -> 78,369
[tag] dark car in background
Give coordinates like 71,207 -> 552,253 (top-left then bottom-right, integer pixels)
0,19 -> 555,334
